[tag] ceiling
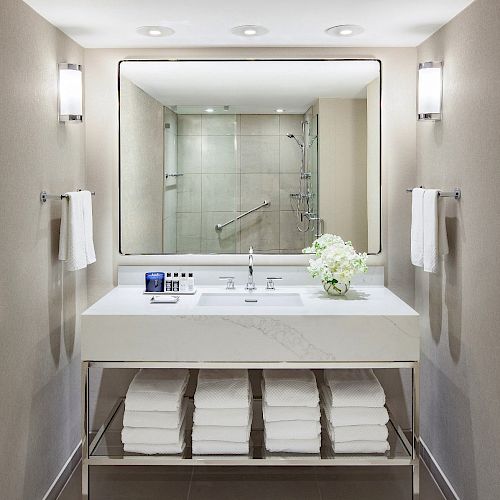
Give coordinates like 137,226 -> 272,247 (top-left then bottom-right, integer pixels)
120,60 -> 380,114
23,0 -> 474,48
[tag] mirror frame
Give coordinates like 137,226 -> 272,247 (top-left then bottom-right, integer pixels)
118,58 -> 382,256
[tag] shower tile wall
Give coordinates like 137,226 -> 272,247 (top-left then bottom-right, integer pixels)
169,113 -> 307,254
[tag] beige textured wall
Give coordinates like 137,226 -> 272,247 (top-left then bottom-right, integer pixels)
120,77 -> 164,254
84,47 -> 417,304
0,0 -> 86,498
417,0 -> 500,497
318,98 -> 368,252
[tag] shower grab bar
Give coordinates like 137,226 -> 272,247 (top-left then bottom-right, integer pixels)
215,200 -> 270,231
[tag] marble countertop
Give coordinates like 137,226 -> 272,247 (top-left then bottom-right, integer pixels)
81,286 -> 419,363
83,285 -> 418,317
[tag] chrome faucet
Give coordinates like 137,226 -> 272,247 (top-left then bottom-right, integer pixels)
245,246 -> 256,291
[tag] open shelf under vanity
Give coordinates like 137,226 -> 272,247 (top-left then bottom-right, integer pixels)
88,397 -> 414,467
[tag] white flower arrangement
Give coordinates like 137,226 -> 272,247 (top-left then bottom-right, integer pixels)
303,234 -> 368,291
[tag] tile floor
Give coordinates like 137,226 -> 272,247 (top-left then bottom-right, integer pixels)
58,462 -> 445,500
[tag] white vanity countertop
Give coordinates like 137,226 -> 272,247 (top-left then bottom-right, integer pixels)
81,286 -> 419,363
83,285 -> 417,317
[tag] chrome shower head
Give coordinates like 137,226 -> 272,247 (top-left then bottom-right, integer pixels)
286,133 -> 304,148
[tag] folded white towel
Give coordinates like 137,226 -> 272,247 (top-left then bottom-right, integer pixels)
263,401 -> 321,422
59,191 -> 96,271
320,385 -> 389,426
192,440 -> 250,455
128,369 -> 189,394
123,399 -> 187,429
411,187 -> 425,267
193,407 -> 251,427
125,369 -> 189,412
192,420 -> 252,443
265,435 -> 321,454
264,420 -> 321,440
324,369 -> 385,408
332,440 -> 390,454
262,369 -> 319,408
194,369 -> 251,409
423,189 -> 448,273
124,441 -> 185,455
123,398 -> 187,429
122,414 -> 186,445
328,423 -> 388,443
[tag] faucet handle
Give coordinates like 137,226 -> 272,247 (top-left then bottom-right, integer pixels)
219,276 -> 235,290
266,277 -> 283,290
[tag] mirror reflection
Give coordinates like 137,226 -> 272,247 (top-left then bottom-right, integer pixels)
119,60 -> 380,255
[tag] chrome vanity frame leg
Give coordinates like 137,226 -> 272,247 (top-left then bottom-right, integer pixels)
82,361 -> 89,500
412,364 -> 420,500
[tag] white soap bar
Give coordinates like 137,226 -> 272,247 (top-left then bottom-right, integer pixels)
150,295 -> 179,304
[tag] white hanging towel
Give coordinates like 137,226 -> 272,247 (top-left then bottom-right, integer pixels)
58,191 -> 96,271
410,187 -> 425,267
423,189 -> 449,273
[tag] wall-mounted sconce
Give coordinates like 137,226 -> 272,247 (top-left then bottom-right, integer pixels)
58,63 -> 83,122
417,61 -> 442,121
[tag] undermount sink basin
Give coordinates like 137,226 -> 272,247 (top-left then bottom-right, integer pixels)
198,292 -> 303,307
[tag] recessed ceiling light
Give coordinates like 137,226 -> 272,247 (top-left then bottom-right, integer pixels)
275,109 -> 285,113
231,25 -> 269,37
325,25 -> 364,37
136,26 -> 175,37
205,108 -> 215,113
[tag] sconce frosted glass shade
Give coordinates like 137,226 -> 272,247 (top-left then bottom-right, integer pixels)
417,61 -> 442,121
58,63 -> 83,122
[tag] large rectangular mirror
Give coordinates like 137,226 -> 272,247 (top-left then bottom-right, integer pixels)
119,59 -> 381,255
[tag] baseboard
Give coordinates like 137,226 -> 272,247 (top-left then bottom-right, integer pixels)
420,439 -> 460,500
42,442 -> 82,500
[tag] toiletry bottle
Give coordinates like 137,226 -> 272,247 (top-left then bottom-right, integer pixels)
180,273 -> 187,292
188,273 -> 195,292
173,273 -> 180,292
145,272 -> 165,293
165,273 -> 172,292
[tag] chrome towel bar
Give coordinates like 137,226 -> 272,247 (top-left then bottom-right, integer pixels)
40,190 -> 96,203
215,200 -> 270,231
405,187 -> 461,200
